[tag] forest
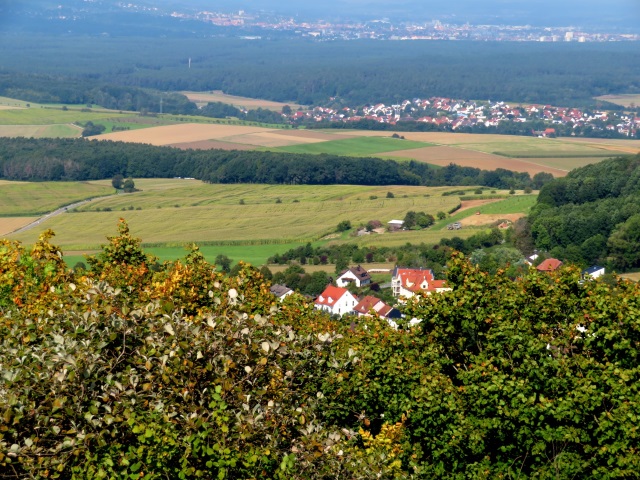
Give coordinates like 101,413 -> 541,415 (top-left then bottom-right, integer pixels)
525,152 -> 640,269
0,137 -> 545,189
2,223 -> 640,478
1,35 -> 639,108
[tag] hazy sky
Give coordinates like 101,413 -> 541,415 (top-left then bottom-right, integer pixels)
174,0 -> 640,28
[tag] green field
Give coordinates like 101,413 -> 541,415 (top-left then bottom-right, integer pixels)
0,181 -> 114,216
273,136 -> 432,156
0,124 -> 81,138
0,106 -> 132,126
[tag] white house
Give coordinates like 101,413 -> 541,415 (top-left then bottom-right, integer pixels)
336,265 -> 371,288
270,284 -> 293,301
314,285 -> 358,317
582,265 -> 605,280
387,220 -> 404,231
391,266 -> 450,300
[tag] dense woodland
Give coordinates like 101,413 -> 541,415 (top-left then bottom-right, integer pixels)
2,223 -> 640,478
1,35 -> 639,108
525,153 -> 640,269
0,137 -> 544,189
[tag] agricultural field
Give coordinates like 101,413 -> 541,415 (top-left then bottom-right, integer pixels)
273,136 -> 432,156
595,94 -> 640,108
0,105 -> 132,126
182,90 -> 304,111
3,179 -> 510,265
0,180 -> 114,216
0,124 -> 82,138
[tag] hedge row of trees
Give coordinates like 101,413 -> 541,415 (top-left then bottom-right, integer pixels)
2,221 -> 640,477
0,137 -> 549,189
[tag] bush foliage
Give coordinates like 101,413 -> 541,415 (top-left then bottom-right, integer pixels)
2,220 -> 640,478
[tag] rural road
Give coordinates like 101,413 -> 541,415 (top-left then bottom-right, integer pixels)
9,198 -> 96,235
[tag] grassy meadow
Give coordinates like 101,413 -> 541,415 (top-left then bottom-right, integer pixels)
0,181 -> 114,216
1,179 -> 523,266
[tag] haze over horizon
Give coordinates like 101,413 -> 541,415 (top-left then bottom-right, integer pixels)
1,0 -> 639,31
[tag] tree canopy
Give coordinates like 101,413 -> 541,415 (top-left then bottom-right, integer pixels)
2,222 -> 640,478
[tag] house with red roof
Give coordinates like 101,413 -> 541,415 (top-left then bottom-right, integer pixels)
536,258 -> 563,272
314,285 -> 358,317
391,266 -> 450,300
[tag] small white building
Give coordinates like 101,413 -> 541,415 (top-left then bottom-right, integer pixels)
582,266 -> 605,280
314,285 -> 358,317
336,265 -> 371,288
387,219 -> 404,231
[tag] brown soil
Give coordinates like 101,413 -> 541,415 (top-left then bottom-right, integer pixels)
459,213 -> 524,227
0,217 -> 38,236
386,146 -> 568,177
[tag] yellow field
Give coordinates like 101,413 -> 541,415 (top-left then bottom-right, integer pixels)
95,123 -> 275,145
595,94 -> 640,108
0,217 -> 38,236
182,90 -> 304,111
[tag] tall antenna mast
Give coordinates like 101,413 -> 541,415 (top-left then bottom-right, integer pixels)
188,57 -> 191,69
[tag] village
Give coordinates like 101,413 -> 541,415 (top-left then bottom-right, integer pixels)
286,96 -> 640,138
270,257 -> 606,328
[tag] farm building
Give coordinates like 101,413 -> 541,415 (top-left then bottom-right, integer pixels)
387,219 -> 404,231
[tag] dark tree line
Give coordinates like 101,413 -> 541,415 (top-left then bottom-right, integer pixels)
526,153 -> 640,269
0,137 -> 551,190
0,35 -> 638,108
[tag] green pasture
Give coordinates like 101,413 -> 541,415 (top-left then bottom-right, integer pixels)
6,180 -> 461,250
272,136 -> 433,156
0,181 -> 114,216
0,124 -> 81,138
63,241 -> 313,269
519,156 -> 612,171
0,106 -> 131,126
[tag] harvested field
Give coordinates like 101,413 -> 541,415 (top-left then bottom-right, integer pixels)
0,105 -> 22,110
171,140 -> 255,151
595,94 -> 640,108
386,146 -> 568,176
219,131 -> 328,148
182,91 -> 304,111
459,213 -> 524,227
95,123 -> 273,145
0,217 -> 38,236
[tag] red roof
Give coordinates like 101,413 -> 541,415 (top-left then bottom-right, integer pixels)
395,268 -> 446,292
353,296 -> 384,314
536,258 -> 563,272
315,285 -> 350,307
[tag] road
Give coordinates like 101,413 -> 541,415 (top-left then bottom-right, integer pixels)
9,198 -> 96,235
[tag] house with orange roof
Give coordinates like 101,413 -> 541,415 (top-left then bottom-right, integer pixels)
536,258 -> 563,272
314,285 -> 358,317
391,266 -> 450,300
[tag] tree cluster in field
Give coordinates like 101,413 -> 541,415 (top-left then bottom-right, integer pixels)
268,228 -> 506,276
2,221 -> 640,478
525,152 -> 640,270
1,36 -> 638,108
0,137 -> 550,190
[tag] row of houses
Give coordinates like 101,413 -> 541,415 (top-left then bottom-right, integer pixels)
282,96 -> 639,137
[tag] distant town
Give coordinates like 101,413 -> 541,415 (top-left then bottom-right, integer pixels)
267,97 -> 639,138
161,8 -> 640,42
